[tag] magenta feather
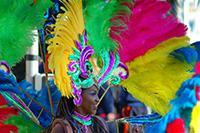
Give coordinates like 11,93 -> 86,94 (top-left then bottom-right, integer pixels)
110,0 -> 187,63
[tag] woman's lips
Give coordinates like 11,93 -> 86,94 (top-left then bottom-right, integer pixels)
92,105 -> 97,110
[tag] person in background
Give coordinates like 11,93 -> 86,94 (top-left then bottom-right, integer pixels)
117,87 -> 147,133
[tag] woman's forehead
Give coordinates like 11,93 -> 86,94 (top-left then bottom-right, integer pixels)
90,85 -> 98,91
83,85 -> 98,92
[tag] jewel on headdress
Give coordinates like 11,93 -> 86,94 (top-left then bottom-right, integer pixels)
0,61 -> 11,74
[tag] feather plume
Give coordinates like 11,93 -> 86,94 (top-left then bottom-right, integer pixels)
0,95 -> 7,105
0,123 -> 18,133
190,102 -> 200,133
84,0 -> 132,58
0,94 -> 18,133
0,0 -> 52,66
0,95 -> 18,122
109,0 -> 192,115
110,0 -> 187,63
121,36 -> 194,115
4,115 -> 42,133
191,41 -> 200,61
0,108 -> 18,122
47,0 -> 84,97
145,79 -> 197,132
19,79 -> 61,127
0,69 -> 60,127
190,86 -> 200,133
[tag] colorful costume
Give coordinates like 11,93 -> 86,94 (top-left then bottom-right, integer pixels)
0,0 -> 200,133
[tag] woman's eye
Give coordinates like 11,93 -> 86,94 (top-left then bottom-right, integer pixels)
90,91 -> 97,95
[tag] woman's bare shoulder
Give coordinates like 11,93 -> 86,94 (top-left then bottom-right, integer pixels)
51,123 -> 64,133
51,118 -> 73,133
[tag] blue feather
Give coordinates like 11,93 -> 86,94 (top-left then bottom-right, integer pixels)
18,79 -> 61,127
191,41 -> 200,61
0,70 -> 61,127
0,70 -> 23,96
171,46 -> 198,64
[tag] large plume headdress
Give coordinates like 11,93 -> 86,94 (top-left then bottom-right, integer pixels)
47,0 -> 84,98
110,0 -> 194,115
47,0 -> 128,103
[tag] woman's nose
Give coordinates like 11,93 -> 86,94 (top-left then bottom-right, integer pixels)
95,95 -> 99,103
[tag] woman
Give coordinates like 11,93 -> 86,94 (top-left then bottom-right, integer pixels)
46,0 -> 126,132
51,85 -> 109,133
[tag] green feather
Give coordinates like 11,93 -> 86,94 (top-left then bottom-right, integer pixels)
0,0 -> 52,66
84,0 -> 131,58
4,115 -> 42,133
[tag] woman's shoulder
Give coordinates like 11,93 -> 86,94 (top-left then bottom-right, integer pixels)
51,118 -> 73,133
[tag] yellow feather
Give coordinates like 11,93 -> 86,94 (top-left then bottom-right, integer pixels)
190,102 -> 200,133
47,0 -> 84,97
122,36 -> 194,115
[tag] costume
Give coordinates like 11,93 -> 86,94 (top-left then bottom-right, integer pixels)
46,0 -> 127,102
46,1 -> 127,132
0,0 -> 200,133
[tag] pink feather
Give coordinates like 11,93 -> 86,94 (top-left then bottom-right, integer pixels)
0,95 -> 18,132
110,0 -> 187,63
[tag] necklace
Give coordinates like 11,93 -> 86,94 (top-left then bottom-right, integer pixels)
72,111 -> 92,126
72,111 -> 93,132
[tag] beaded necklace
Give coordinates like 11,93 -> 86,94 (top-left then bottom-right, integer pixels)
72,111 -> 93,132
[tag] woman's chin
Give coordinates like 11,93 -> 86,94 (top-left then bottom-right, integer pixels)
92,106 -> 98,114
91,109 -> 97,115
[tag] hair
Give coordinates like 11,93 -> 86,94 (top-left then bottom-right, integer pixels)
44,96 -> 75,133
56,96 -> 74,119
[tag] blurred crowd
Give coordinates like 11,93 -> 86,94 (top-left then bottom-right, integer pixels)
97,83 -> 148,133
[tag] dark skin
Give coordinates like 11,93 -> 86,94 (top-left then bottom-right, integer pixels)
74,84 -> 99,115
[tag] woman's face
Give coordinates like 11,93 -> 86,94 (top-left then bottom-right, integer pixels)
77,85 -> 99,115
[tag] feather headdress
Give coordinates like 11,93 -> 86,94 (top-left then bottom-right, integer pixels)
47,0 -> 85,97
120,45 -> 200,132
110,0 -> 195,115
84,0 -> 132,58
47,0 -> 128,100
